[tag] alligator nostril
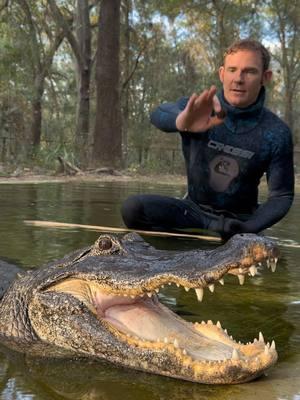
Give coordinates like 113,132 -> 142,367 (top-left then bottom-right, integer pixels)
98,238 -> 112,250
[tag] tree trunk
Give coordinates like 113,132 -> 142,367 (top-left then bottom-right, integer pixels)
32,76 -> 44,148
74,0 -> 91,168
121,0 -> 132,168
92,0 -> 122,168
47,0 -> 92,168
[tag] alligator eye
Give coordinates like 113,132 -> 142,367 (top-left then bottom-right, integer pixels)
98,237 -> 113,251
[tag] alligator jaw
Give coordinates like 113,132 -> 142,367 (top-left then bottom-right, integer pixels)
47,250 -> 279,384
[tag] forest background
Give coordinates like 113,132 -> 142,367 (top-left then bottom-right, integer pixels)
0,0 -> 299,176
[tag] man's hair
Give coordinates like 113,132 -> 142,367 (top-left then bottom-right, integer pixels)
223,39 -> 271,71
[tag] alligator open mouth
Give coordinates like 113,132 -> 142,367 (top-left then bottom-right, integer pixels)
47,236 -> 279,384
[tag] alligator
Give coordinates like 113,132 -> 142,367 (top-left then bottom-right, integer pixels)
0,232 -> 279,384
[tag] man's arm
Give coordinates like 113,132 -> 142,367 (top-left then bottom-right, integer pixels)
150,97 -> 189,132
150,86 -> 224,133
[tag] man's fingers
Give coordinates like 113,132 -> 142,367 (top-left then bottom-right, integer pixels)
194,89 -> 210,107
213,95 -> 222,113
207,85 -> 217,99
185,93 -> 198,112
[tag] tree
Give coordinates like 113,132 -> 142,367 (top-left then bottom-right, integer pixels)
47,0 -> 93,167
15,0 -> 65,150
266,0 -> 300,138
92,0 -> 122,168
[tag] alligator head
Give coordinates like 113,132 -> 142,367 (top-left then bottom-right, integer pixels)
0,233 -> 279,384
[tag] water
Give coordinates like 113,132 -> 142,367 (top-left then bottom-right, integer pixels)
0,181 -> 299,399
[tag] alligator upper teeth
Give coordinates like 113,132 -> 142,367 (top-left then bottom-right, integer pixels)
238,274 -> 245,285
195,288 -> 204,302
267,257 -> 278,272
208,284 -> 215,293
249,265 -> 257,276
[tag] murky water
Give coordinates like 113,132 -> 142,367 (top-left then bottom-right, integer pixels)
0,181 -> 299,399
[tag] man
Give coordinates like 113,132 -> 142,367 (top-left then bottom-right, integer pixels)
121,39 -> 294,239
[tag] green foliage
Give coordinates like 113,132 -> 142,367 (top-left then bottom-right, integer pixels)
31,142 -> 76,171
0,0 -> 299,173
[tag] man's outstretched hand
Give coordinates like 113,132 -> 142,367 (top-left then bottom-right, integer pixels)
175,86 -> 225,133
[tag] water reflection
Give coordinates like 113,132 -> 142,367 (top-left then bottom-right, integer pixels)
0,182 -> 299,400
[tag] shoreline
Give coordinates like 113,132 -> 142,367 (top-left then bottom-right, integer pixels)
0,171 -> 299,189
0,171 -> 187,186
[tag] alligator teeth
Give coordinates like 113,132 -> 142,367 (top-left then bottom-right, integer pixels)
270,259 -> 277,272
259,332 -> 265,343
174,338 -> 179,348
238,274 -> 245,285
147,292 -> 153,298
208,284 -> 215,293
271,340 -> 276,350
176,283 -> 180,287
184,287 -> 190,292
154,288 -> 159,293
182,349 -> 187,355
218,278 -> 224,285
207,320 -> 213,325
195,288 -> 204,302
216,321 -> 222,329
264,345 -> 269,355
232,349 -> 239,360
249,265 -> 257,276
161,285 -> 165,288
164,337 -> 169,344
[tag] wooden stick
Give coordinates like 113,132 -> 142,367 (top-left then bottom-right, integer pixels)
24,220 -> 222,242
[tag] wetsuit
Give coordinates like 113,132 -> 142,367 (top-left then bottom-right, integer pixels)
121,88 -> 294,238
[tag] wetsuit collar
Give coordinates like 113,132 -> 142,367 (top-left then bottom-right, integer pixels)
218,87 -> 265,134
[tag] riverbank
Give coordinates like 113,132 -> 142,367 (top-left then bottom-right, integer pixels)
0,169 -> 187,186
0,168 -> 299,188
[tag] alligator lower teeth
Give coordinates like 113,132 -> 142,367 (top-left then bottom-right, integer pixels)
259,332 -> 265,343
232,349 -> 239,360
271,340 -> 276,350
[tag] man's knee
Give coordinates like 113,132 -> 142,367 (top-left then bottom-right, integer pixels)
121,195 -> 144,229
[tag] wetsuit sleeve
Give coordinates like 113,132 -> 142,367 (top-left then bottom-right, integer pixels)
150,97 -> 189,132
225,127 -> 295,236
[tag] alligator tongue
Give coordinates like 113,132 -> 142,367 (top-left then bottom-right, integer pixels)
103,296 -> 233,360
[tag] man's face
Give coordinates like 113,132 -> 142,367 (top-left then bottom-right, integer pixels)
219,50 -> 272,108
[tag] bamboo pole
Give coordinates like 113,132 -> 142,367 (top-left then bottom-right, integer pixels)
24,220 -> 222,242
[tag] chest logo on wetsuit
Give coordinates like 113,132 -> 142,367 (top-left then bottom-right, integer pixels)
208,140 -> 255,159
209,155 -> 239,192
